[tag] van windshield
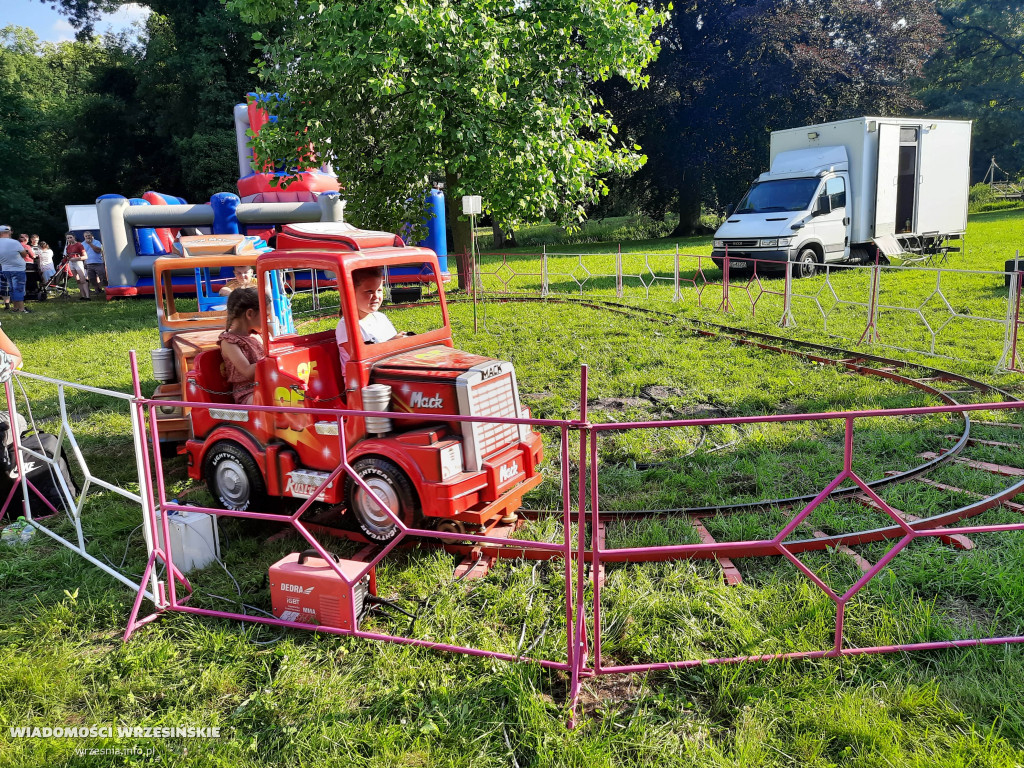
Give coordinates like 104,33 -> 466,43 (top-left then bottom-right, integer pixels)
736,178 -> 820,214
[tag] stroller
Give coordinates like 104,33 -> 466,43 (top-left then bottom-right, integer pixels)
38,259 -> 79,301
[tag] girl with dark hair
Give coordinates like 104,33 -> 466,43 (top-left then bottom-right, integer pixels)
219,288 -> 264,404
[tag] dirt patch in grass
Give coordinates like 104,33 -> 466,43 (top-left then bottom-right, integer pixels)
576,672 -> 648,718
937,596 -> 996,634
640,384 -> 687,403
588,396 -> 650,411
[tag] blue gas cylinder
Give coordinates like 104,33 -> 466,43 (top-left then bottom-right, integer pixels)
417,188 -> 448,275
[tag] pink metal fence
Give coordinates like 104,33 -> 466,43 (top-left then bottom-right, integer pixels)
6,359 -> 1024,725
584,401 -> 1024,679
125,367 -> 587,685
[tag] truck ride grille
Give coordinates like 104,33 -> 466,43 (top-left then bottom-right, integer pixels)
722,240 -> 759,248
467,373 -> 519,460
456,361 -> 526,472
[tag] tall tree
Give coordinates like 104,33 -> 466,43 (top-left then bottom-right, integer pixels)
227,0 -> 666,274
598,0 -> 944,235
919,0 -> 1024,181
42,0 -> 261,200
0,26 -> 152,236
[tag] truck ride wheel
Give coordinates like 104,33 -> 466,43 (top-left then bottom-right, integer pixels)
346,457 -> 420,542
203,441 -> 267,511
792,248 -> 818,279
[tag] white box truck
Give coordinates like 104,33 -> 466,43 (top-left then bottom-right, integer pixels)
712,117 -> 972,277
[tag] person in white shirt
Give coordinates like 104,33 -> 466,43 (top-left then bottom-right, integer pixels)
37,241 -> 55,282
335,267 -> 409,364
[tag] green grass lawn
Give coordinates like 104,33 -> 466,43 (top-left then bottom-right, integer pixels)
473,208 -> 1024,379
2,215 -> 1024,765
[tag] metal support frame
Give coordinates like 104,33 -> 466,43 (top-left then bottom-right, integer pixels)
998,251 -> 1023,374
1,366 -> 159,603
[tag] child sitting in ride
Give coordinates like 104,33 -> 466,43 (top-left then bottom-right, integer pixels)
219,288 -> 264,404
218,265 -> 258,296
335,267 -> 410,362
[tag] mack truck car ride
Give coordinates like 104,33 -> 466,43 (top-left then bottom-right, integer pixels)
149,223 -> 543,541
713,116 -> 972,277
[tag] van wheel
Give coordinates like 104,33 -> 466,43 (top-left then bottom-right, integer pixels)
792,248 -> 818,279
346,457 -> 420,542
204,441 -> 266,511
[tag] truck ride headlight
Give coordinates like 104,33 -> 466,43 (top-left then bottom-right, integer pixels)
778,237 -> 793,247
713,240 -> 725,248
759,239 -> 778,247
440,443 -> 464,481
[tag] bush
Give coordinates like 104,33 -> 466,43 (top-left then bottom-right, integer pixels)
972,200 -> 1024,213
968,182 -> 1024,214
477,213 -> 682,251
969,182 -> 996,207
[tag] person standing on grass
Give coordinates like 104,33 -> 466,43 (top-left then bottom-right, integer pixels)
0,227 -> 31,313
37,241 -> 55,283
63,233 -> 90,300
82,232 -> 106,300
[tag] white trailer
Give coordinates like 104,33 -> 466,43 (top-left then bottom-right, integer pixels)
713,117 -> 973,276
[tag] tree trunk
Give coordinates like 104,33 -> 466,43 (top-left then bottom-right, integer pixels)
491,222 -> 507,250
490,220 -> 518,250
671,168 -> 704,237
444,169 -> 474,290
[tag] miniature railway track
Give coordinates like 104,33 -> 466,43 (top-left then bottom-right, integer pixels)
231,293 -> 1024,582
431,295 -> 1024,579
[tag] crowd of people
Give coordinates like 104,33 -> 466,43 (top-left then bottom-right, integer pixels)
0,226 -> 108,312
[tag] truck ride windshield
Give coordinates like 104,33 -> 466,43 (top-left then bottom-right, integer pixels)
736,178 -> 819,214
264,262 -> 446,342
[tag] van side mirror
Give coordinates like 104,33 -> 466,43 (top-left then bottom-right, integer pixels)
813,194 -> 831,216
724,203 -> 735,218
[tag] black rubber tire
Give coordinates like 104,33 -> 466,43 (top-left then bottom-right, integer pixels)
390,286 -> 423,304
792,248 -> 818,279
345,457 -> 420,542
203,441 -> 267,511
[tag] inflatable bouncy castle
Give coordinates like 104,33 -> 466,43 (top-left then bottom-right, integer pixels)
97,94 -> 447,297
233,93 -> 341,204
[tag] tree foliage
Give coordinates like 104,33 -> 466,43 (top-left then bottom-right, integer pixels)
0,26 -> 147,236
597,0 -> 944,234
227,0 -> 667,254
920,0 -> 1024,181
1,1 -> 261,239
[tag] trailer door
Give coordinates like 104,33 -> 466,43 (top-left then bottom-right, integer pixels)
916,123 -> 971,235
873,123 -> 901,238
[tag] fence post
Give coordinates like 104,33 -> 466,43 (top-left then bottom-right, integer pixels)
858,249 -> 882,345
615,244 -> 623,299
998,250 -> 1023,373
718,247 -> 732,312
541,245 -> 549,298
673,245 -> 680,302
778,257 -> 796,328
128,351 -> 166,609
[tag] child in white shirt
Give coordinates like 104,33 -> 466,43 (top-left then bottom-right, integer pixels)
335,267 -> 408,362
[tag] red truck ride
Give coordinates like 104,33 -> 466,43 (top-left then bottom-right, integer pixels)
150,223 -> 543,541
